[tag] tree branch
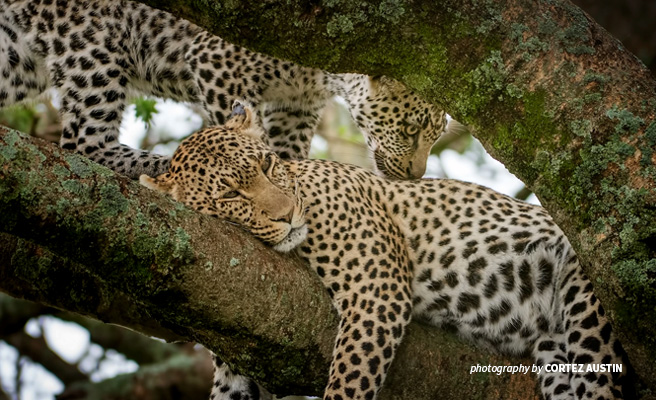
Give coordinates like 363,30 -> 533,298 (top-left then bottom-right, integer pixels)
57,313 -> 184,365
57,353 -> 212,400
0,128 -> 539,398
136,0 -> 656,388
0,293 -> 49,336
3,332 -> 88,386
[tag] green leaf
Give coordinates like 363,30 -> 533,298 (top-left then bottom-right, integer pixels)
133,98 -> 159,127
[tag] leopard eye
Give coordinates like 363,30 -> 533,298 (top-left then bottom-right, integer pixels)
222,190 -> 240,199
262,153 -> 274,173
405,124 -> 420,136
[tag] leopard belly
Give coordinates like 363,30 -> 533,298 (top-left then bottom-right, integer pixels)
412,243 -> 564,357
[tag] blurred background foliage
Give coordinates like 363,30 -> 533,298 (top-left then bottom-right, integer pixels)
1,0 -> 654,398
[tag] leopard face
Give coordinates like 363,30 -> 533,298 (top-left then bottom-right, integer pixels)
140,110 -> 307,252
350,77 -> 447,179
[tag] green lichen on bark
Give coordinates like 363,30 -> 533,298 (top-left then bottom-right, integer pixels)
0,129 -> 196,301
510,22 -> 550,61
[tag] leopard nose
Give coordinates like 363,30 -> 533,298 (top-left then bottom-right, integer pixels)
285,208 -> 294,223
272,208 -> 294,224
265,192 -> 295,223
407,161 -> 426,179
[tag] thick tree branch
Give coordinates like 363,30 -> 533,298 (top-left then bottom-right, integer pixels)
137,0 -> 656,387
0,129 -> 539,398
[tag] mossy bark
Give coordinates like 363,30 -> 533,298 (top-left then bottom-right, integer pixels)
0,129 -> 540,398
136,0 -> 656,389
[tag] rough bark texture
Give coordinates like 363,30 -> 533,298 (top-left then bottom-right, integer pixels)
136,0 -> 656,389
0,129 -> 540,398
572,0 -> 656,73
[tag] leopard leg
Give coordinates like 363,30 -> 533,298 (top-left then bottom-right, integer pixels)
322,289 -> 412,400
0,19 -> 49,108
260,100 -> 326,160
185,31 -> 238,128
534,335 -> 575,399
558,256 -> 627,399
50,55 -> 170,179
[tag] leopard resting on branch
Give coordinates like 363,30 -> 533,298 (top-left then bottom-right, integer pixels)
141,105 -> 632,400
0,0 -> 450,180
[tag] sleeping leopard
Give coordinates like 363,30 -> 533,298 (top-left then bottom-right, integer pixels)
0,0 -> 446,179
141,105 -> 631,400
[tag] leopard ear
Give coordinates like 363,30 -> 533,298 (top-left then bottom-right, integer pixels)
445,118 -> 469,136
226,100 -> 266,139
140,173 -> 176,194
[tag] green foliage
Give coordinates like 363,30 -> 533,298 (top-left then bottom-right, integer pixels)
0,105 -> 38,134
134,98 -> 159,127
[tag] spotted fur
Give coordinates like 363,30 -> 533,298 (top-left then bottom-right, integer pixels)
141,111 -> 631,400
0,0 -> 446,179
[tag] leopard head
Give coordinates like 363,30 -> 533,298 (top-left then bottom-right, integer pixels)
349,76 -> 447,180
140,105 -> 307,252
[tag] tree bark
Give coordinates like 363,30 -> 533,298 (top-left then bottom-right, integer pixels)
137,0 -> 656,389
0,128 -> 541,398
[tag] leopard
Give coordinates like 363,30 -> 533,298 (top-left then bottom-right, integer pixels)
0,0 -> 447,180
140,104 -> 631,400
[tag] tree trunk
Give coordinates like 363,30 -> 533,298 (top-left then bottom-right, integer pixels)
0,128 -> 540,398
137,0 -> 656,389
